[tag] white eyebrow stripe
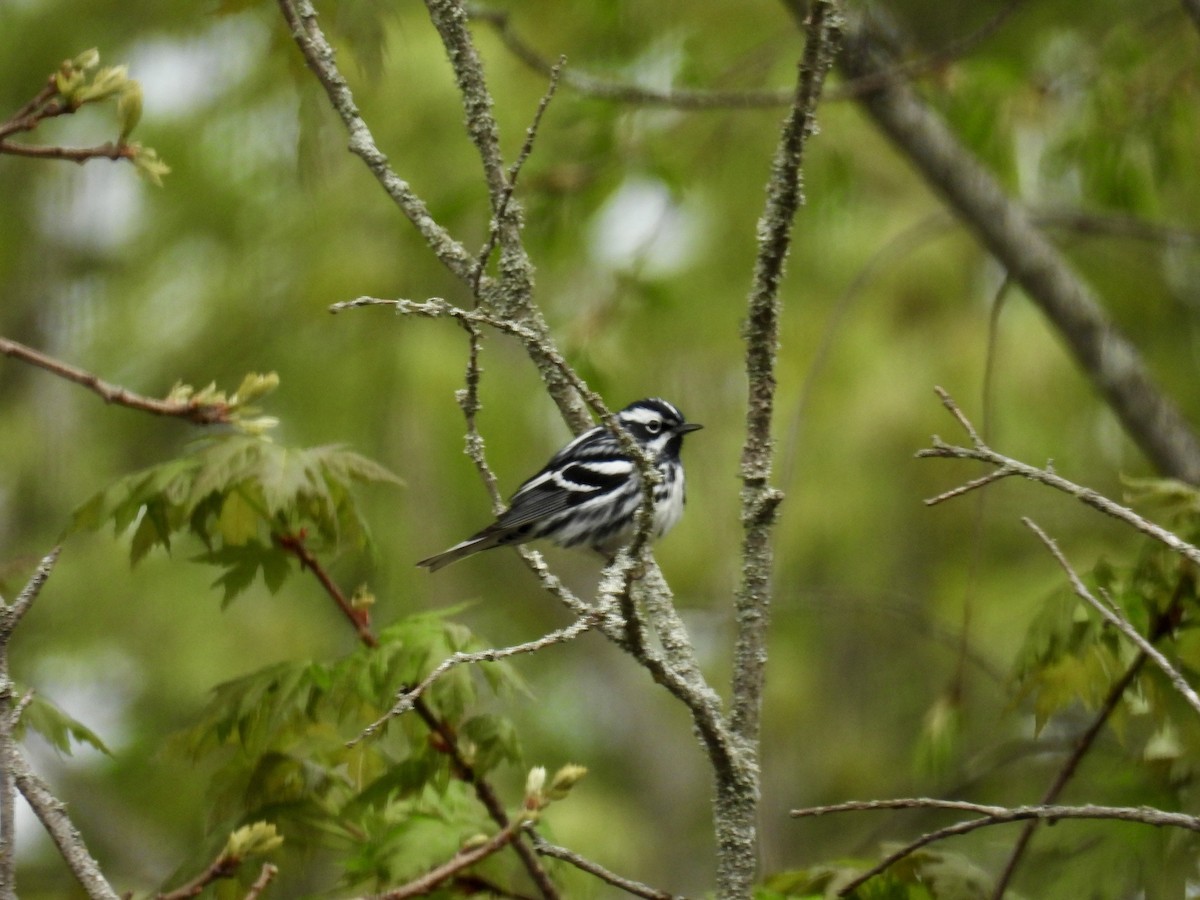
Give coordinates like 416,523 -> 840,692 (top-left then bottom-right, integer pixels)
620,408 -> 663,425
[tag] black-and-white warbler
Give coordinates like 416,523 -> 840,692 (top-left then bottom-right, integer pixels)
417,398 -> 702,571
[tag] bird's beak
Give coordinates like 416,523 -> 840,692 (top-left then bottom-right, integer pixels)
676,423 -> 704,435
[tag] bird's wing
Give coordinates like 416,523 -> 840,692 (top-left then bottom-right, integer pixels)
497,454 -> 634,529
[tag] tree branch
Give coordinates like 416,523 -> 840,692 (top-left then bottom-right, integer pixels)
0,140 -> 134,163
155,853 -> 241,899
1022,517 -> 1200,719
275,0 -> 482,287
722,2 -> 841,894
8,744 -> 119,900
788,798 -> 1200,896
373,816 -> 527,900
243,863 -> 278,900
531,834 -> 686,900
471,1 -> 1022,108
364,608 -> 606,732
278,527 -> 559,898
0,553 -> 121,898
840,17 -> 1200,484
273,531 -> 378,648
0,337 -> 231,425
917,387 -> 1200,570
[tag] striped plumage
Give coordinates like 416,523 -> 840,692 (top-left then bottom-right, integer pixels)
417,398 -> 702,571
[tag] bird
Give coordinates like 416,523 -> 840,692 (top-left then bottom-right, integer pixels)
417,398 -> 702,572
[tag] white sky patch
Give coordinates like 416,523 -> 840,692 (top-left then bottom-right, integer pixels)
127,13 -> 271,120
589,176 -> 703,277
27,648 -> 142,760
35,164 -> 144,253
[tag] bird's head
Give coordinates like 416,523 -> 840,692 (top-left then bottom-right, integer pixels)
617,398 -> 703,459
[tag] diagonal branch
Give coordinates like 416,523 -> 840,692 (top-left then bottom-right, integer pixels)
918,387 -> 1200,570
276,0 -> 481,287
8,745 -> 119,900
531,834 -> 687,900
788,798 -> 1200,897
363,608 -> 606,732
840,17 -> 1200,483
374,816 -> 527,900
0,551 -> 117,899
277,529 -> 559,898
0,337 -> 231,425
1023,518 -> 1200,718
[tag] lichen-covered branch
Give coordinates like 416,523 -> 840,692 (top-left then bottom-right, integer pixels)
721,3 -> 841,895
1023,518 -> 1200,719
918,387 -> 1200,570
276,0 -> 482,286
0,550 -> 118,900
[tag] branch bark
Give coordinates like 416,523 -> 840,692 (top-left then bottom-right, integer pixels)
0,550 -> 118,900
788,798 -> 1200,897
721,3 -> 841,895
840,17 -> 1200,484
0,337 -> 231,424
278,526 -> 559,898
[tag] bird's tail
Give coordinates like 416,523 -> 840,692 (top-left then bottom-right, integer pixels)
416,530 -> 506,572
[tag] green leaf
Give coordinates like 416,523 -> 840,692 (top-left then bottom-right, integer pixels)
218,489 -> 261,546
69,432 -> 400,605
17,694 -> 110,756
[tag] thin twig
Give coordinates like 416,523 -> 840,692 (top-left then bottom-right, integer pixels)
243,863 -> 278,900
275,0 -> 481,287
0,338 -> 230,425
791,796 -> 1200,826
156,854 -> 240,899
1023,518 -> 1200,719
0,77 -> 58,140
532,834 -> 686,900
918,387 -> 1200,570
0,548 -> 64,899
9,743 -> 119,899
279,528 -> 558,898
4,547 -> 61,635
273,532 -> 377,648
457,324 -> 503,508
789,798 -> 1200,896
471,56 -> 565,299
362,608 -> 606,733
471,0 -> 1020,108
0,140 -> 134,163
373,816 -> 527,900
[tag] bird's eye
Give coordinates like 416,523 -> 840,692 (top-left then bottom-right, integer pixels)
646,419 -> 662,434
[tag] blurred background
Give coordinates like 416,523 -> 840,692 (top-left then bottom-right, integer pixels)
3,0 -> 1200,895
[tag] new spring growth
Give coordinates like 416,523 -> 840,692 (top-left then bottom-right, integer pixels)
224,822 -> 284,861
165,371 -> 281,433
523,763 -> 589,821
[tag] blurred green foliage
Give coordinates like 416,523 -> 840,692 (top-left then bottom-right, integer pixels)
3,0 -> 1200,897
